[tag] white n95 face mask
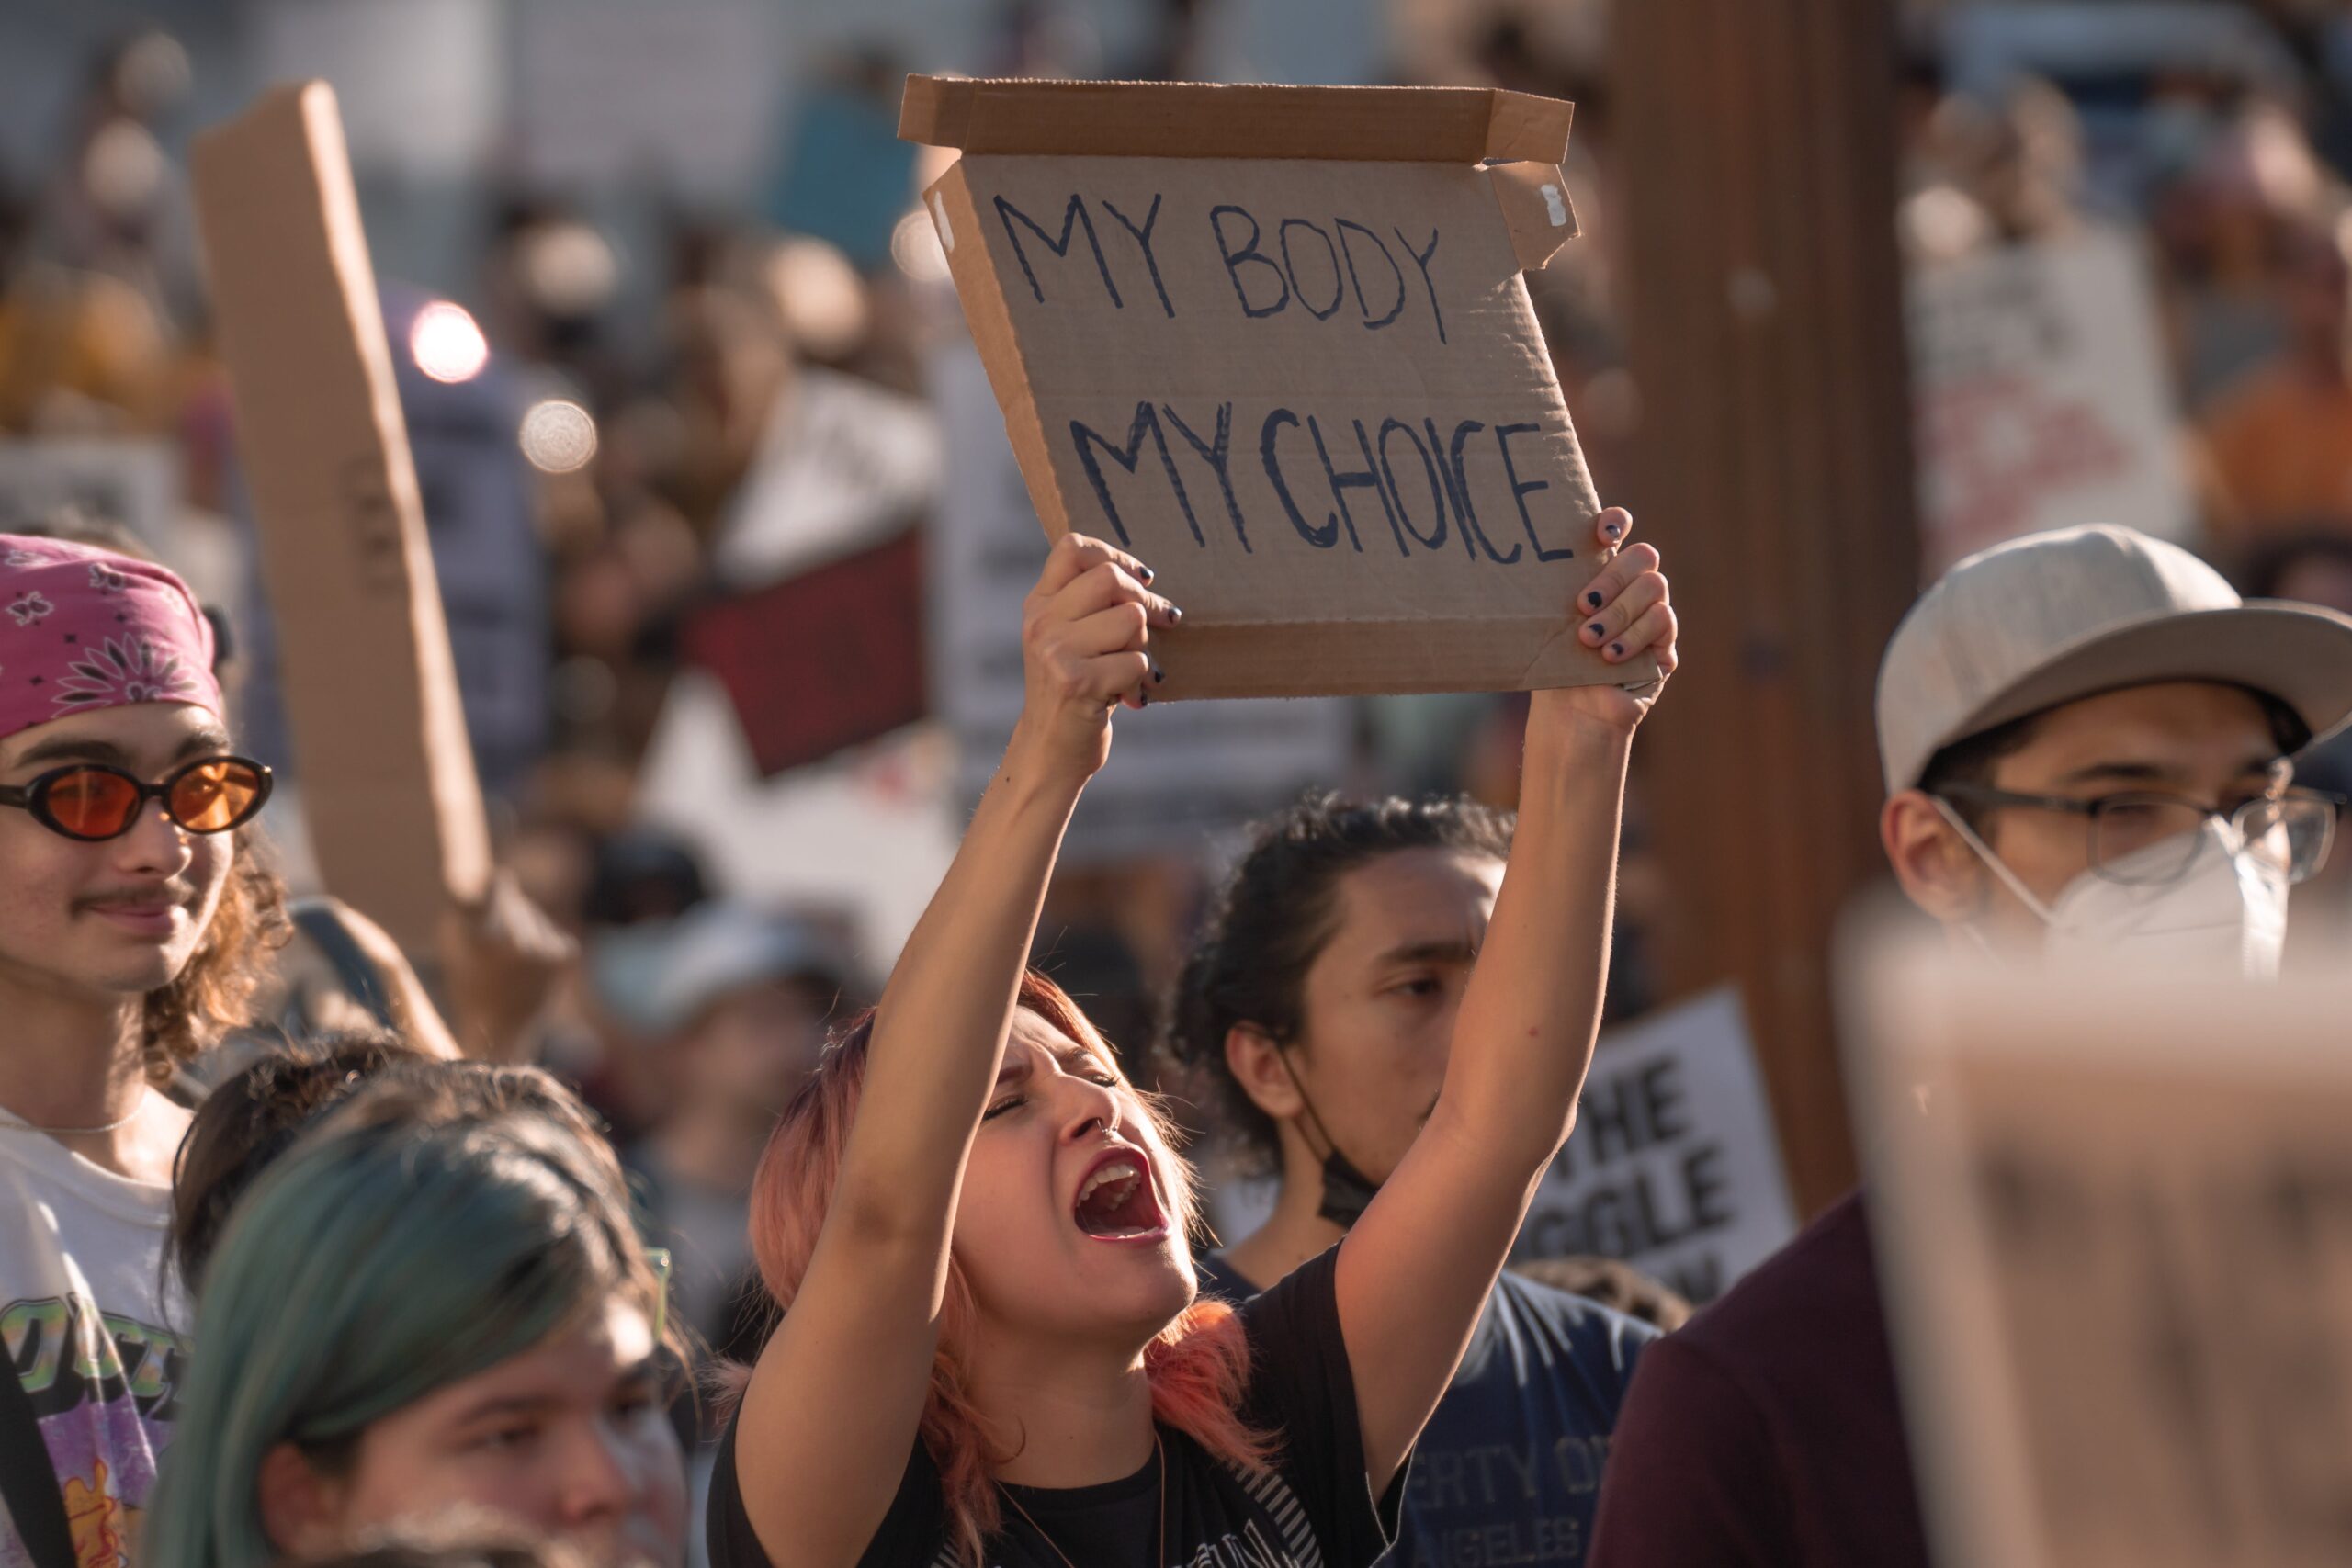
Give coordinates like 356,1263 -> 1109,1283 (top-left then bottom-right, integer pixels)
1936,806 -> 2290,979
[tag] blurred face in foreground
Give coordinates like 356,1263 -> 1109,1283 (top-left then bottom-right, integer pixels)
950,1010 -> 1195,1353
266,1296 -> 687,1567
0,703 -> 236,1003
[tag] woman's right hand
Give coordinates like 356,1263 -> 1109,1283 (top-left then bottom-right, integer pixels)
1011,532 -> 1182,782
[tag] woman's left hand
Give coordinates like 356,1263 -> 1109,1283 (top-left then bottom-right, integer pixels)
1532,505 -> 1677,738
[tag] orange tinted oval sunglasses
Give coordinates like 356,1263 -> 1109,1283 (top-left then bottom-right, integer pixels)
0,756 -> 273,841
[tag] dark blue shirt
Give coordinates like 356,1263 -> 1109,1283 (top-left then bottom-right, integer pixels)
1196,1252 -> 1657,1568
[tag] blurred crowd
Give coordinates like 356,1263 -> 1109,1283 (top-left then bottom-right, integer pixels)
9,0 -> 2352,1438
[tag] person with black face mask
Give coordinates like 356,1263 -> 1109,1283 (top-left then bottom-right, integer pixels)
1162,792 -> 1660,1568
1588,523 -> 2352,1568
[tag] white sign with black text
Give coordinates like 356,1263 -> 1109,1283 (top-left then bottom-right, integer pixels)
1515,988 -> 1797,1304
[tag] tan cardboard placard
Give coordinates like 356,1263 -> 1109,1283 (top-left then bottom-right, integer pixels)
192,82 -> 491,956
1848,940 -> 2352,1568
903,75 -> 1643,700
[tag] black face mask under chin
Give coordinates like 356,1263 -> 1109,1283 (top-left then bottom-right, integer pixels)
1314,1146 -> 1383,1229
1275,1045 -> 1383,1230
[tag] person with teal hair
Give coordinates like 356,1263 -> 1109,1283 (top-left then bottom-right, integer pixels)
144,1090 -> 688,1568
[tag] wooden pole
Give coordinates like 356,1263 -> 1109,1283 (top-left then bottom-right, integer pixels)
1612,0 -> 1920,1216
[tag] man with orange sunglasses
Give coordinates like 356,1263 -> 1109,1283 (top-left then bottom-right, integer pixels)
0,535 -> 280,1567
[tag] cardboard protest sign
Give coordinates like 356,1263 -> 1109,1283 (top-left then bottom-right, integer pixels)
903,75 -> 1642,701
1908,227 -> 2195,576
191,83 -> 492,957
1516,988 -> 1797,1303
1850,942 -> 2352,1568
929,338 -> 1351,863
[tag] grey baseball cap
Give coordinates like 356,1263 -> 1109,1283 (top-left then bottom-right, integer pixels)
1876,524 -> 2352,794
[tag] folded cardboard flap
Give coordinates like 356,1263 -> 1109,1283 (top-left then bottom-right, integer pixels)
192,81 -> 492,956
1488,161 -> 1580,272
899,74 -> 1574,164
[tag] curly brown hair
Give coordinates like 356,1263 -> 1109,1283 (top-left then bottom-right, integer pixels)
141,828 -> 290,1080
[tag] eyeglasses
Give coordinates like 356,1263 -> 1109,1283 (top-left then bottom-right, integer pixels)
0,756 -> 272,842
1937,784 -> 2346,886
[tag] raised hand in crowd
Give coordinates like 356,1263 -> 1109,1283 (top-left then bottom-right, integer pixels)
713,511 -> 1674,1568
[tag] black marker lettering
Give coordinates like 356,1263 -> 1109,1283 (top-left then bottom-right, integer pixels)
1496,422 -> 1575,561
1439,418 -> 1521,564
1261,410 -> 1333,548
1377,417 -> 1449,552
1336,219 -> 1406,330
1306,416 -> 1379,553
1278,218 -> 1344,321
1161,401 -> 1251,552
994,194 -> 1123,308
1102,194 -> 1173,319
1396,225 -> 1446,344
1070,403 -> 1199,547
1210,205 -> 1289,319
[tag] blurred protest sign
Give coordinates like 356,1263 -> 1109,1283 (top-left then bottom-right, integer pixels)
1909,228 -> 2194,575
685,367 -> 940,777
684,530 -> 926,777
1851,942 -> 2352,1568
0,439 -> 175,547
712,367 -> 941,590
192,82 -> 492,957
637,677 -> 959,963
903,75 -> 1643,701
1516,988 -> 1796,1304
931,339 -> 1350,864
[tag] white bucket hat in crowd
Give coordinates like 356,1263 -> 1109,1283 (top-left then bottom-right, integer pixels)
1876,524 -> 2352,795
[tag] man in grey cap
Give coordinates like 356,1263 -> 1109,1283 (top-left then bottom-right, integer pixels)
1588,524 -> 2352,1568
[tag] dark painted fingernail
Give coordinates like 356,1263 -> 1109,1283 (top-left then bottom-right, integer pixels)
1138,690 -> 1151,707
1167,604 -> 1182,624
1587,621 -> 1606,641
1584,591 -> 1603,610
1603,521 -> 1623,537
1138,565 -> 1155,583
1152,664 -> 1166,683
1610,641 -> 1626,658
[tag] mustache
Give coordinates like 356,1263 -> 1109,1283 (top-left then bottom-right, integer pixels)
73,883 -> 197,914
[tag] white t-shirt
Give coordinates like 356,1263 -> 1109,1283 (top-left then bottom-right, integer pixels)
0,1131 -> 184,1568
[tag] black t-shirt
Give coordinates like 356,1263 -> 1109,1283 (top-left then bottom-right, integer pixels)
707,1246 -> 1403,1567
1196,1254 -> 1655,1567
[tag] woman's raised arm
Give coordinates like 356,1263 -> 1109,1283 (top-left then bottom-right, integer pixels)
729,532 -> 1176,1567
1336,507 -> 1677,1493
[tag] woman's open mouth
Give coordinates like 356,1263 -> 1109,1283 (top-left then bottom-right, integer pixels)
1071,1148 -> 1170,1242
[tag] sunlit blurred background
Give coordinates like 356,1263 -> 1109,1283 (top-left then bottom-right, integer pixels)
9,0 -> 2352,1434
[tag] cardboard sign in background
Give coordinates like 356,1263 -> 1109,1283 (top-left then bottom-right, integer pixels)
909,77 -> 1644,702
1852,947 -> 2352,1568
192,83 -> 492,957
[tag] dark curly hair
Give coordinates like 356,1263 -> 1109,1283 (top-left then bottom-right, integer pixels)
1158,791 -> 1514,1173
143,828 -> 290,1078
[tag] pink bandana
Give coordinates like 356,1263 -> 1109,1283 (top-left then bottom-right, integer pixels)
0,535 -> 222,745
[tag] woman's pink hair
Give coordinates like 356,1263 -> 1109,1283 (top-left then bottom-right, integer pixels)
745,970 -> 1273,1567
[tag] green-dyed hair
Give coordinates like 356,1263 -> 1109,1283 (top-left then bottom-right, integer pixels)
144,1104 -> 665,1568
